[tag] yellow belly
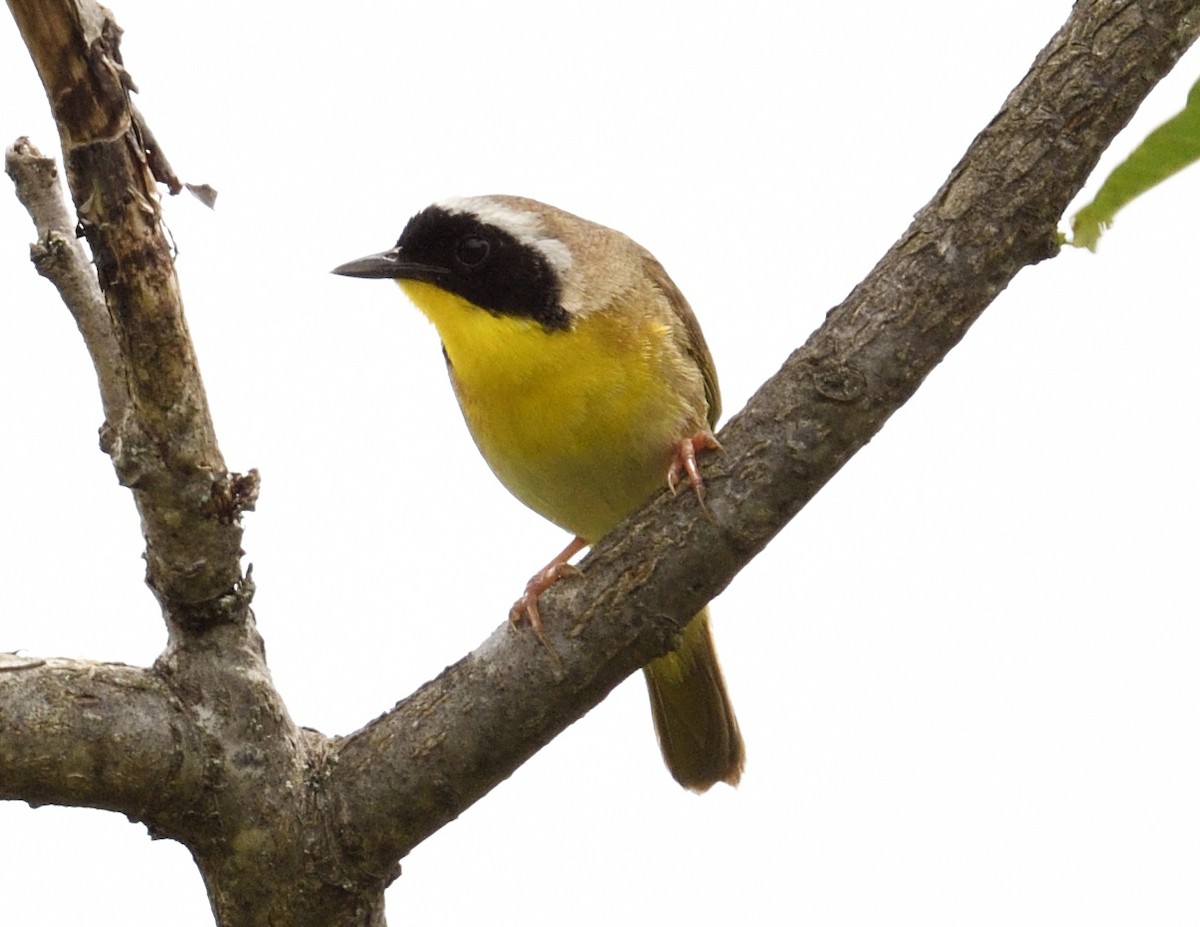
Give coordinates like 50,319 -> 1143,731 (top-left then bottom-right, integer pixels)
400,280 -> 702,541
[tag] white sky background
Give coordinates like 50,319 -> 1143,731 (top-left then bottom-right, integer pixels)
2,1 -> 1199,924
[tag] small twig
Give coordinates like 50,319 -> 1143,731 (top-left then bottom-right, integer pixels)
5,136 -> 131,431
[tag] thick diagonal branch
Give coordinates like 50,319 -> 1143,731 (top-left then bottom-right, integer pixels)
328,0 -> 1200,869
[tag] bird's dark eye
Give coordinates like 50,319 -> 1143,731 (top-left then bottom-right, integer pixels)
455,234 -> 491,268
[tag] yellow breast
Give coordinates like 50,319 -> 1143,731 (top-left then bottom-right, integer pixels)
400,279 -> 706,541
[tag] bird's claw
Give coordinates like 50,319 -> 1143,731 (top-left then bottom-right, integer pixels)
666,432 -> 723,501
509,536 -> 587,650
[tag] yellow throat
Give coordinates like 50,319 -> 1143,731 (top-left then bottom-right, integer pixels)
399,278 -> 695,541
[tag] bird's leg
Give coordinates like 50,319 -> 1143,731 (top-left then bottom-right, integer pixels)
509,535 -> 589,644
667,431 -> 723,502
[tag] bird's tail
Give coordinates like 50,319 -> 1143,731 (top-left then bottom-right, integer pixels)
643,607 -> 744,792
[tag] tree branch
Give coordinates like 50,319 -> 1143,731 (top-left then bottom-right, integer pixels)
328,0 -> 1200,869
0,655 -> 192,816
5,0 -> 254,623
4,137 -> 129,427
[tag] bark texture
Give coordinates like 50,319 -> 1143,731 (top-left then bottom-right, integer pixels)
3,1 -> 1199,925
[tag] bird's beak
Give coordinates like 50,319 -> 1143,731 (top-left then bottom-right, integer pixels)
330,247 -> 449,281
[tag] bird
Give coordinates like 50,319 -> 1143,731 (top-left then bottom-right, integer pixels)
332,195 -> 743,792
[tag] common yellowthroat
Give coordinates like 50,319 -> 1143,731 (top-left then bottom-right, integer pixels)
333,196 -> 743,791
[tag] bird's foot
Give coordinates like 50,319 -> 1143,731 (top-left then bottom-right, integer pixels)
666,432 -> 723,502
509,535 -> 588,647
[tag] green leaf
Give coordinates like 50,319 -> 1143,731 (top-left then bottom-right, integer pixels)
1070,78 -> 1200,251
